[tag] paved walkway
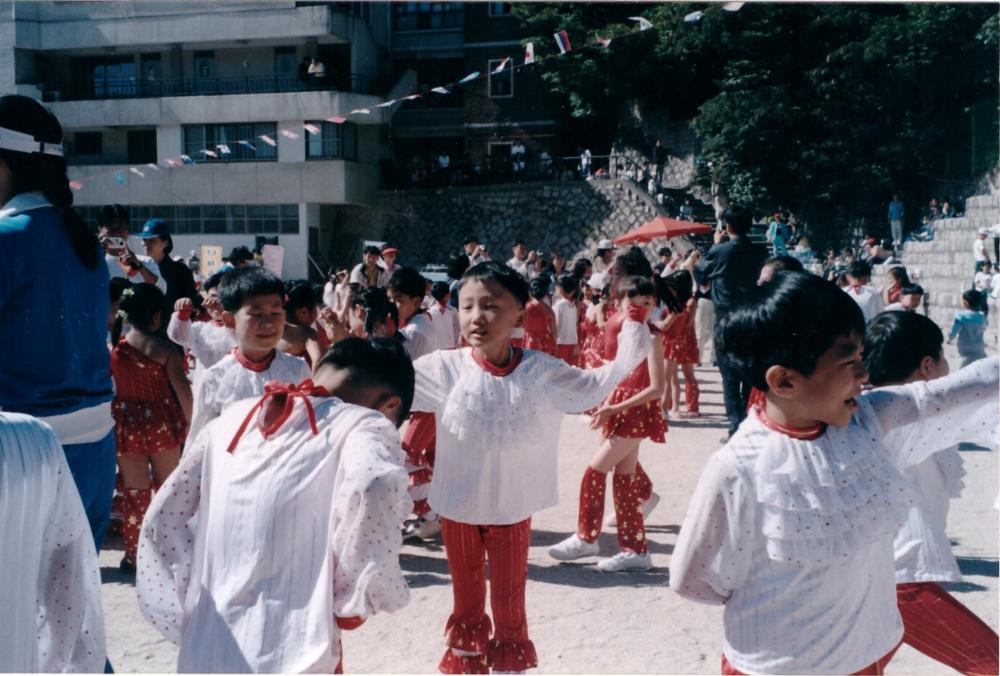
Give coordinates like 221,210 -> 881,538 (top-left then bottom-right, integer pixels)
100,349 -> 997,673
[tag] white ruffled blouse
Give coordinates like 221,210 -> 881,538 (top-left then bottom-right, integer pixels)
165,314 -> 237,385
412,319 -> 650,524
670,357 -> 998,674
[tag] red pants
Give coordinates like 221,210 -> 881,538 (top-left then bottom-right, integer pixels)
897,581 -> 999,675
721,647 -> 899,675
439,518 -> 538,674
402,412 -> 436,517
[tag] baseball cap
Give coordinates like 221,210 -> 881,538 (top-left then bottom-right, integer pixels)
136,218 -> 171,239
587,272 -> 608,290
978,227 -> 989,235
597,238 -> 615,251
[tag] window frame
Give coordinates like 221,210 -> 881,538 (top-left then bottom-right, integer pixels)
488,58 -> 514,99
304,121 -> 359,161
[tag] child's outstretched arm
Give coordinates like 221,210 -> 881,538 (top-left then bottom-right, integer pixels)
547,314 -> 651,413
411,351 -> 453,414
866,356 -> 998,468
670,450 -> 754,605
136,423 -> 211,643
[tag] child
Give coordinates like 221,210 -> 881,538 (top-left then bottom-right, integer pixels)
167,271 -> 236,384
388,267 -> 444,540
553,274 -> 580,365
187,267 -> 311,443
137,338 -> 415,673
658,270 -> 700,418
863,311 -> 999,674
523,276 -> 557,355
549,275 -> 669,572
881,266 -> 911,306
844,259 -> 884,323
579,274 -> 612,369
409,261 -> 651,672
670,272 -> 997,675
428,280 -> 461,349
0,412 -> 106,672
883,283 -> 923,312
110,283 -> 191,570
347,286 -> 400,340
948,289 -> 989,367
279,280 -> 325,369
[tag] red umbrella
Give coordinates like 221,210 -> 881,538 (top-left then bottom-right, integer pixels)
613,216 -> 714,245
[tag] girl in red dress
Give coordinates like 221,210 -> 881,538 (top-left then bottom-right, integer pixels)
110,283 -> 192,570
579,281 -> 613,369
523,276 -> 557,355
659,270 -> 701,417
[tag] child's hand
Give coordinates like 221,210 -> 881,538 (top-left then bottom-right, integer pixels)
175,298 -> 194,313
202,296 -> 223,317
319,306 -> 337,326
589,403 -> 616,430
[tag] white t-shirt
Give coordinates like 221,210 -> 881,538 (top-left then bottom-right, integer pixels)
845,284 -> 884,323
106,252 -> 167,293
973,238 -> 989,262
553,297 -> 579,345
974,270 -> 993,291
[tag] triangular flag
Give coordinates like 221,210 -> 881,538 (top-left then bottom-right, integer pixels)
684,11 -> 704,22
629,16 -> 653,31
279,129 -> 299,139
238,140 -> 257,151
459,71 -> 480,84
180,154 -> 194,164
69,180 -> 83,190
596,37 -> 612,48
350,108 -> 371,115
146,162 -> 160,171
722,2 -> 744,11
430,86 -> 450,95
259,135 -> 277,147
403,94 -> 422,101
524,42 -> 535,64
115,172 -> 126,184
164,158 -> 182,168
554,30 -> 572,54
303,123 -> 321,135
217,144 -> 231,154
201,149 -> 218,158
130,167 -> 145,177
375,99 -> 397,108
325,116 -> 347,124
492,57 -> 510,74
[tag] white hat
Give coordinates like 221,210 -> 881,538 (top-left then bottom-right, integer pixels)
597,238 -> 616,251
978,227 -> 990,235
587,272 -> 608,290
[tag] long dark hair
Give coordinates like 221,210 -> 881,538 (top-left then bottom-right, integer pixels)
111,283 -> 166,344
0,95 -> 100,269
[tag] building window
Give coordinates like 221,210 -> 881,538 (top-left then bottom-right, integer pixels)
488,2 -> 512,16
90,57 -> 136,98
392,2 -> 464,31
72,132 -> 103,156
76,204 -> 298,235
182,123 -> 278,162
305,121 -> 358,160
127,129 -> 157,164
488,59 -> 513,98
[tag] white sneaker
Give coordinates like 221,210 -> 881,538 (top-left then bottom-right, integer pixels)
403,515 -> 441,540
605,491 -> 661,528
548,534 -> 599,561
596,551 -> 653,572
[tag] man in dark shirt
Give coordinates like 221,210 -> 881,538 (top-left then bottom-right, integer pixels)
653,139 -> 667,184
695,207 -> 767,438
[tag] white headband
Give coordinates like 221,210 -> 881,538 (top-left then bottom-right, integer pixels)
0,126 -> 64,157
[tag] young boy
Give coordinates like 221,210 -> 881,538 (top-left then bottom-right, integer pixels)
167,271 -> 236,384
864,311 -> 999,674
137,338 -> 415,673
948,289 -> 989,368
670,272 -> 997,675
186,267 -> 311,443
844,259 -> 884,323
409,261 -> 651,672
427,281 -> 461,350
883,283 -> 924,313
553,274 -> 580,365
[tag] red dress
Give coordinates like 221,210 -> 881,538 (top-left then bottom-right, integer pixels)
523,300 -> 556,355
111,341 -> 187,455
661,304 -> 699,364
601,315 -> 667,443
579,303 -> 614,369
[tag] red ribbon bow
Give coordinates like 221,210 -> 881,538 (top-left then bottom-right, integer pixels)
227,379 -> 328,453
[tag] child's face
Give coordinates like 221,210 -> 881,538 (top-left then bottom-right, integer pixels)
900,293 -> 922,310
780,333 -> 868,428
387,289 -> 422,325
225,293 -> 285,355
458,279 -> 524,353
626,293 -> 656,316
294,305 -> 318,327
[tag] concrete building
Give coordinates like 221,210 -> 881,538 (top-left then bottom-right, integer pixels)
1,0 -> 409,280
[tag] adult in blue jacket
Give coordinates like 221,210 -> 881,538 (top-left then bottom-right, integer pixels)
0,95 -> 115,550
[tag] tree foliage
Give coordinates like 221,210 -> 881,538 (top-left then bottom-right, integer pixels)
514,3 -> 999,245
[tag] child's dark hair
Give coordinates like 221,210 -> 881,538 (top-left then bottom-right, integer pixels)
0,95 -> 100,269
657,270 -> 693,314
356,287 -> 399,335
962,288 -> 988,317
316,336 -> 415,426
109,277 -> 130,305
459,261 -> 530,307
721,206 -> 753,236
97,203 -> 129,228
446,254 -> 471,281
616,275 -> 656,301
863,311 -> 944,387
203,270 -> 226,293
765,255 -> 804,274
218,266 -> 286,313
613,247 -> 653,278
716,272 -> 865,390
556,274 -> 578,299
387,267 -> 427,300
901,283 -> 924,297
848,260 -> 872,280
284,280 -> 317,319
529,276 -> 550,301
431,281 -> 451,302
571,258 -> 592,279
886,266 -> 910,286
112,282 -> 166,344
363,244 -> 381,256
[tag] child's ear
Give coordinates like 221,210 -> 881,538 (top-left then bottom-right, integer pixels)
764,365 -> 797,398
221,310 -> 237,329
374,394 -> 403,427
513,306 -> 525,329
916,355 -> 937,381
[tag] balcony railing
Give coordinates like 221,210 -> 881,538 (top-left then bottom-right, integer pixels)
41,74 -> 378,103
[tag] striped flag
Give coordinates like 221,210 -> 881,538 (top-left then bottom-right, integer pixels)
217,144 -> 231,154
259,135 -> 277,147
524,42 -> 535,64
325,116 -> 347,124
303,123 -> 321,135
553,30 -> 571,54
492,57 -> 510,74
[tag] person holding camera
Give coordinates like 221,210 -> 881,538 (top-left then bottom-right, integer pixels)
97,203 -> 166,293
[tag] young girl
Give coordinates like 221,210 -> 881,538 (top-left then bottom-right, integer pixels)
110,283 -> 192,570
658,270 -> 700,418
279,281 -> 325,369
881,265 -> 911,307
409,261 -> 651,673
523,276 -> 557,355
579,275 -> 612,369
549,273 -> 682,572
670,272 -> 998,675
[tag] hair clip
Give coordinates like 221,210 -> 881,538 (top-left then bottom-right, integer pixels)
116,308 -> 130,321
120,288 -> 135,299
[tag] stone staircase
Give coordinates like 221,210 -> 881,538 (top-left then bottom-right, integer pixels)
884,191 -> 1000,350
